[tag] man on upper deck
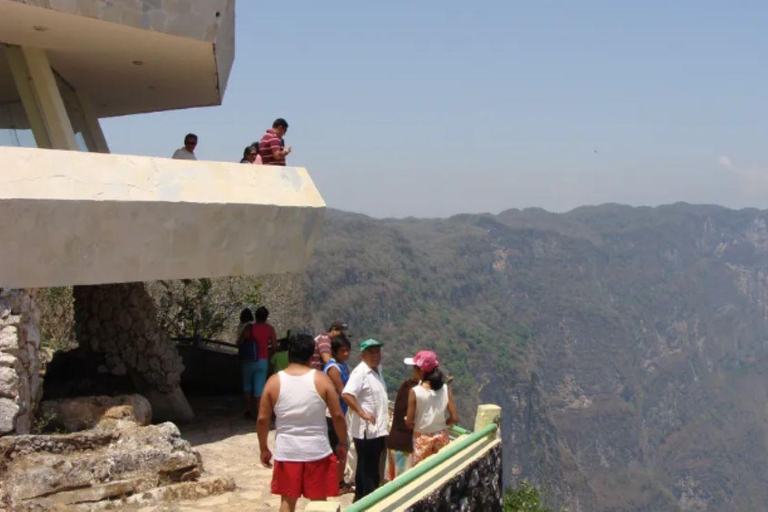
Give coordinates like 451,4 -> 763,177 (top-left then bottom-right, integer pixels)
259,118 -> 292,166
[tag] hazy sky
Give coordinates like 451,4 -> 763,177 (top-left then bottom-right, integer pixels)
102,1 -> 768,218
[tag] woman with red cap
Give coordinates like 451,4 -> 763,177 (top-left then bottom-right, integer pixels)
404,350 -> 458,464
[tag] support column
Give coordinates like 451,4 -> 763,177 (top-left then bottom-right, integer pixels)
5,45 -> 78,151
76,91 -> 110,154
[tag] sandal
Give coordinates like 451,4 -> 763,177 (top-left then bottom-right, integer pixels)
338,483 -> 355,495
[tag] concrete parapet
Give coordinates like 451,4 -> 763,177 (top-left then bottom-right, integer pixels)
0,147 -> 325,288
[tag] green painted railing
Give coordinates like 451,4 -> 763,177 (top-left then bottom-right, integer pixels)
345,422 -> 498,511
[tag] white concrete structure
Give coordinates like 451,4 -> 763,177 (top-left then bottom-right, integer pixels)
0,147 -> 324,288
0,0 -> 325,433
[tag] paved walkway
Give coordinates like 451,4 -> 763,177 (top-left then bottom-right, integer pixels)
140,395 -> 354,512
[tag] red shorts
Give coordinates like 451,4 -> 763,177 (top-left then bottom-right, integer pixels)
271,454 -> 339,500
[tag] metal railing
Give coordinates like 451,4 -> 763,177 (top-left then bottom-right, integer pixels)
345,421 -> 498,511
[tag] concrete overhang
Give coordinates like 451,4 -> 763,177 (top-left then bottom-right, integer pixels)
0,0 -> 234,117
0,146 -> 325,288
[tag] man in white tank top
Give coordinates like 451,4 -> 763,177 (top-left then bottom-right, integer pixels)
257,334 -> 348,512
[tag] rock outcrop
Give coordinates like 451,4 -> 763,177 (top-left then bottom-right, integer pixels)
0,419 -> 211,510
39,394 -> 152,433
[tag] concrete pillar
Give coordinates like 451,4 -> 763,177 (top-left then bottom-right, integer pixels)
4,45 -> 78,151
474,404 -> 502,439
75,91 -> 110,154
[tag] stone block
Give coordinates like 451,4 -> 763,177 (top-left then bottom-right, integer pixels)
40,394 -> 152,432
0,367 -> 20,398
0,397 -> 20,434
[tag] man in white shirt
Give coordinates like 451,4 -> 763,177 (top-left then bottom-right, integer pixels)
172,133 -> 198,160
342,338 -> 389,501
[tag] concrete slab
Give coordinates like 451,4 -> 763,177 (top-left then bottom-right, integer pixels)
0,147 -> 325,288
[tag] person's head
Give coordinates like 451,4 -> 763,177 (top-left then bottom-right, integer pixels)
272,118 -> 289,138
360,338 -> 384,369
243,146 -> 258,162
254,306 -> 269,324
331,336 -> 352,363
404,350 -> 440,385
288,333 -> 315,365
239,308 -> 253,324
328,320 -> 348,339
184,133 -> 198,152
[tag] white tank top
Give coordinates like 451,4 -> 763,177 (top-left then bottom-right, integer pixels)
274,369 -> 332,462
413,384 -> 449,434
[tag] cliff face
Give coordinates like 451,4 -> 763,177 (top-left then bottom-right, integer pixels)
305,204 -> 768,512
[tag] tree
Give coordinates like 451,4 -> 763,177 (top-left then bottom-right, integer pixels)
151,277 -> 263,340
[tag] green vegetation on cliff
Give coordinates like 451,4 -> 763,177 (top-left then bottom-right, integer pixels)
304,204 -> 768,512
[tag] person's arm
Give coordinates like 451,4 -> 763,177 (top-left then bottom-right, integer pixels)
318,336 -> 332,365
446,385 -> 458,427
318,372 -> 348,461
268,325 -> 277,358
343,393 -> 375,423
270,139 -> 290,160
235,324 -> 246,347
405,388 -> 416,430
327,366 -> 344,395
256,374 -> 279,468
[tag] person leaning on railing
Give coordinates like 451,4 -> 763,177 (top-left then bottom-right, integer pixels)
404,350 -> 458,465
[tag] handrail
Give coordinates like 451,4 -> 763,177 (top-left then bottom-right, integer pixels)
345,422 -> 498,511
448,424 -> 472,436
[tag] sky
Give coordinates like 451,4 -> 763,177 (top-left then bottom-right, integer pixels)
102,1 -> 768,219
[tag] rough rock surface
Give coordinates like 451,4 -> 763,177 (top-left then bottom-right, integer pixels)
39,394 -> 152,432
0,289 -> 42,435
405,443 -> 503,512
73,283 -> 193,421
0,420 -> 203,510
73,283 -> 183,393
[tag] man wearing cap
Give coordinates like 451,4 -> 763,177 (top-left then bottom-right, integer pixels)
342,339 -> 389,501
311,321 -> 348,371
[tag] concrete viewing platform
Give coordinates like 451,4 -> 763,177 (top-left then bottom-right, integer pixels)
0,146 -> 325,289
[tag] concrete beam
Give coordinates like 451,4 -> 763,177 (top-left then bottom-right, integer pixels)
0,147 -> 325,288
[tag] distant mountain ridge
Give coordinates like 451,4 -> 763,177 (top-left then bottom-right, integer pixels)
304,203 -> 768,512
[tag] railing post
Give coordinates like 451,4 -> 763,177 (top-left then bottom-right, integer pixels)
474,404 -> 502,439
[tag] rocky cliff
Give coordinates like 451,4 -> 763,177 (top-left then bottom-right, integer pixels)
304,204 -> 768,512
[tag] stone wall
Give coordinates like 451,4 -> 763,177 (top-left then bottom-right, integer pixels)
0,289 -> 42,435
73,283 -> 193,421
405,443 -> 503,512
74,283 -> 183,393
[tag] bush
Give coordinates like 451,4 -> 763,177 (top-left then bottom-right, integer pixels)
503,481 -> 561,512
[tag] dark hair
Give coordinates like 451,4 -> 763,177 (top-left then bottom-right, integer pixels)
331,336 -> 351,357
423,367 -> 445,391
272,118 -> 289,130
288,334 -> 315,364
184,133 -> 198,143
250,141 -> 260,151
255,306 -> 269,323
239,308 -> 253,324
243,146 -> 257,159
